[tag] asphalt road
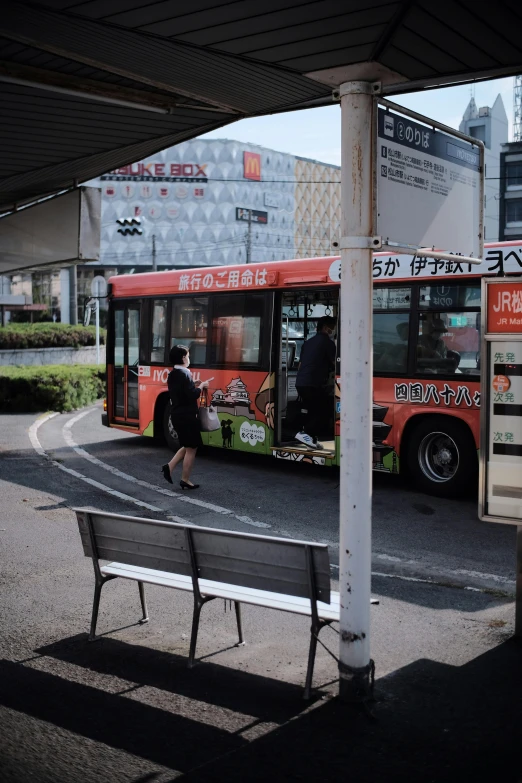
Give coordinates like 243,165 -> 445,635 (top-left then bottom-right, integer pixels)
6,403 -> 518,593
1,406 -> 519,782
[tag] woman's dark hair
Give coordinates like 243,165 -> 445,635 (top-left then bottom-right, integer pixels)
169,344 -> 189,365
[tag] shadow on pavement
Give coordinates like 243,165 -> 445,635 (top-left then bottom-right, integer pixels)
3,637 -> 520,782
179,637 -> 522,783
35,634 -> 312,722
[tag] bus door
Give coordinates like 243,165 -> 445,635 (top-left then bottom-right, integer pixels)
274,290 -> 338,456
112,301 -> 140,425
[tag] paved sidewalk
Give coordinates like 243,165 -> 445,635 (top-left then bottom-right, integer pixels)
0,416 -> 520,782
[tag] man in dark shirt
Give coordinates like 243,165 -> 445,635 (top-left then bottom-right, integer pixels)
295,315 -> 337,449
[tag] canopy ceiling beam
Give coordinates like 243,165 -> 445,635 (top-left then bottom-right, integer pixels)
0,60 -> 236,114
0,1 -> 254,113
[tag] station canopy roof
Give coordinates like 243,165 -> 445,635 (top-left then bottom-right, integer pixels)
2,0 -> 522,214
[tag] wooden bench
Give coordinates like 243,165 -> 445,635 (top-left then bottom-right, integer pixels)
75,507 -> 341,699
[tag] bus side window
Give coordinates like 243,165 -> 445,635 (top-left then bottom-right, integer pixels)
210,294 -> 265,366
150,299 -> 167,363
415,312 -> 479,375
373,313 -> 410,373
170,297 -> 208,365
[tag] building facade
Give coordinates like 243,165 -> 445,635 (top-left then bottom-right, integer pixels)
499,139 -> 522,241
86,138 -> 341,271
459,94 -> 508,242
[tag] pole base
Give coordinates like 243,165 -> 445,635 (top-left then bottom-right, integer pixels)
339,660 -> 375,703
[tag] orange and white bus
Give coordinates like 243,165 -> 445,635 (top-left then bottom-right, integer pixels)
103,240 -> 522,497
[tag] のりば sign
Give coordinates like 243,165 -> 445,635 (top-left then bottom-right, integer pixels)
377,105 -> 483,258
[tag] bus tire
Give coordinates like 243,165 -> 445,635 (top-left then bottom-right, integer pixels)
405,415 -> 477,499
162,400 -> 180,452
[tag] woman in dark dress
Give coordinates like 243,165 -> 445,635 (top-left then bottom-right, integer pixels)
161,344 -> 208,490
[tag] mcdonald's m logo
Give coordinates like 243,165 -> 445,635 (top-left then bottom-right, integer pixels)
243,151 -> 261,181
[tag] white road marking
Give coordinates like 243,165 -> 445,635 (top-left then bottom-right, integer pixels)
33,407 -> 270,529
331,560 -> 515,594
62,408 -> 270,528
28,413 -> 188,521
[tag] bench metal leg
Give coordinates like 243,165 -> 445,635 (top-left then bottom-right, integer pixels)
234,602 -> 245,646
138,581 -> 149,623
188,596 -> 214,668
303,625 -> 319,700
87,575 -> 117,642
88,581 -> 104,642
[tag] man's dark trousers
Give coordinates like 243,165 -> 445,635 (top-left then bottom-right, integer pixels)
296,386 -> 329,441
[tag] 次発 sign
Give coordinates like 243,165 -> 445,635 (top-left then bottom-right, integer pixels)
376,105 -> 483,259
480,277 -> 522,524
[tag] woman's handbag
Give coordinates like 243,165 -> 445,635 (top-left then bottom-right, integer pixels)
198,389 -> 220,432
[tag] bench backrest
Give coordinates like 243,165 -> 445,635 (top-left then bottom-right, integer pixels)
75,509 -> 331,604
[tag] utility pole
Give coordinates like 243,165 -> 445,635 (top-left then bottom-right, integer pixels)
68,266 -> 78,325
152,233 -> 157,272
246,209 -> 252,263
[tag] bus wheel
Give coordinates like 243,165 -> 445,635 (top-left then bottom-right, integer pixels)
406,416 -> 477,498
162,401 -> 180,452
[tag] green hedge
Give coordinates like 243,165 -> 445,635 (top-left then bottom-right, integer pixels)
0,323 -> 106,351
0,365 -> 106,412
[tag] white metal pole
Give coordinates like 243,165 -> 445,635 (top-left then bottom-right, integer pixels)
338,80 -> 374,702
95,299 -> 100,365
515,525 -> 522,639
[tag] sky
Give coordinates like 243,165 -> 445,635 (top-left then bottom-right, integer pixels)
200,76 -> 515,166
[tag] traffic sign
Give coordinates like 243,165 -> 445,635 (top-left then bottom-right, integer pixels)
376,101 -> 484,263
91,275 -> 107,297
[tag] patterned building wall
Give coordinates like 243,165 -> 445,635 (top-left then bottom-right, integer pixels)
294,158 -> 341,258
87,139 -> 298,269
86,139 -> 341,270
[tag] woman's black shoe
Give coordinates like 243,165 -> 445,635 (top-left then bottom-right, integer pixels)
161,464 -> 173,484
180,480 -> 199,490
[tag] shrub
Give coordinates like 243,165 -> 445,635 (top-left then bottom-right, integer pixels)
0,323 -> 106,351
0,365 -> 106,412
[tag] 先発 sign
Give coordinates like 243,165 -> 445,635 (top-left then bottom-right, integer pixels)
377,106 -> 483,259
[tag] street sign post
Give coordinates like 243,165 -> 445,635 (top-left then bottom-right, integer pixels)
336,85 -> 486,703
90,276 -> 107,365
479,276 -> 522,635
375,100 -> 484,264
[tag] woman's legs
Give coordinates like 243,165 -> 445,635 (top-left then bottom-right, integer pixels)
181,447 -> 197,484
168,446 -> 185,473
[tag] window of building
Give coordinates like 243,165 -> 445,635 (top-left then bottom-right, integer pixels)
210,294 -> 265,366
373,313 -> 410,373
170,297 -> 208,365
469,124 -> 486,143
506,162 -> 522,188
506,199 -> 522,223
150,299 -> 167,363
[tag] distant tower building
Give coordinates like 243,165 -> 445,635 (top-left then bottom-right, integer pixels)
514,75 -> 522,142
459,94 -> 508,242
